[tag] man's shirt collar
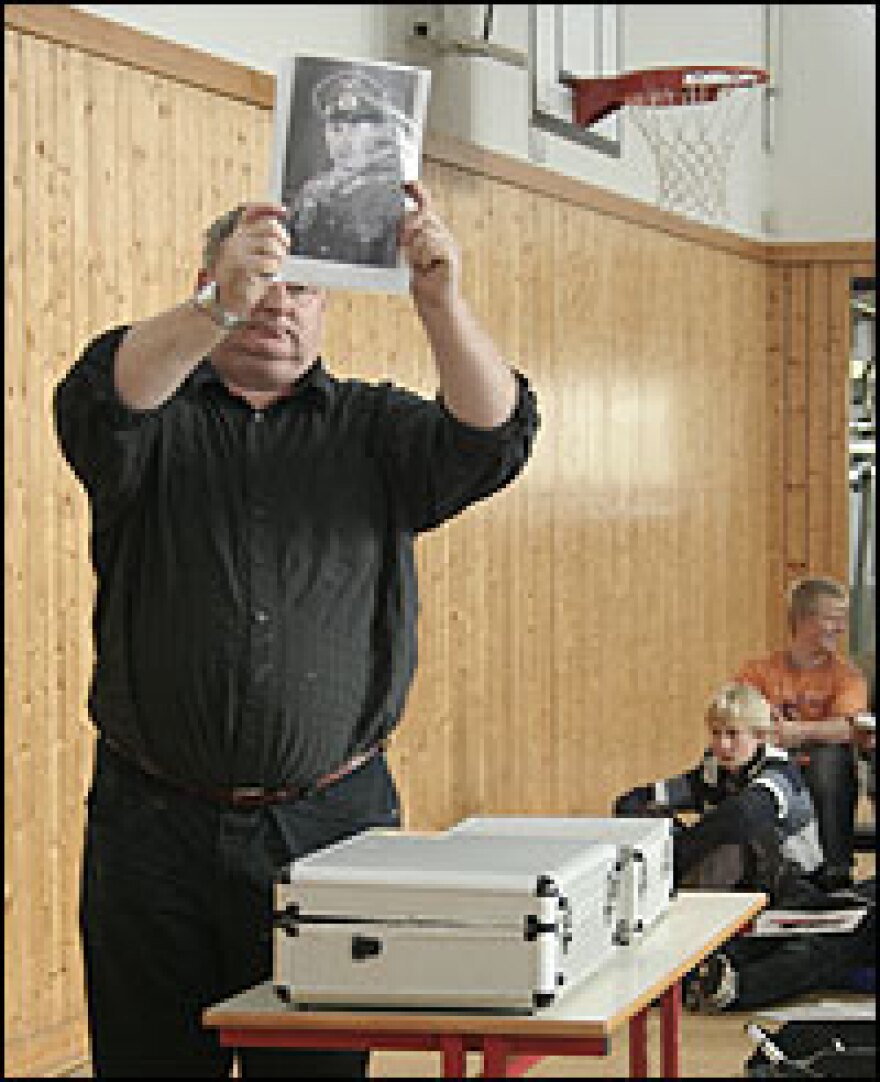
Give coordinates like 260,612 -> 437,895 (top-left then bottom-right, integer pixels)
190,356 -> 336,412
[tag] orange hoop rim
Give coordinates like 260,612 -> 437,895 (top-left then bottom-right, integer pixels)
561,65 -> 769,127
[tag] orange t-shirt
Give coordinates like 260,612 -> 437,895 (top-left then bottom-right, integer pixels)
736,650 -> 868,725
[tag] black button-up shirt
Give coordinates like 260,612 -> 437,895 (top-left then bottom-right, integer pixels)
53,326 -> 539,790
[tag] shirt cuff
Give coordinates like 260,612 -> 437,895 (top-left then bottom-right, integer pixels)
437,369 -> 540,450
87,325 -> 165,430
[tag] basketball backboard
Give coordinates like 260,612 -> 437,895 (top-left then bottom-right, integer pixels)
529,4 -> 623,156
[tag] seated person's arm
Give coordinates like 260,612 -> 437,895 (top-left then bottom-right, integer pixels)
777,678 -> 868,747
614,766 -> 703,817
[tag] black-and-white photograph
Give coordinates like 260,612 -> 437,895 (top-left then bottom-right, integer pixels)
270,55 -> 430,293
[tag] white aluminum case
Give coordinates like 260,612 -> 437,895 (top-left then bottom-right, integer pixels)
274,829 -> 620,1012
450,816 -> 674,945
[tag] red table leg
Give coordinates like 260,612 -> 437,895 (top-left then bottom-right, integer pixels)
660,980 -> 682,1078
482,1036 -> 510,1078
629,1007 -> 649,1078
438,1035 -> 467,1078
506,1054 -> 544,1076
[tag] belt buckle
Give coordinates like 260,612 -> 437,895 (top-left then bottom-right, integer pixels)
230,786 -> 268,807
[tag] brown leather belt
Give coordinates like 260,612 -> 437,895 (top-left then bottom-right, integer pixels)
102,735 -> 385,809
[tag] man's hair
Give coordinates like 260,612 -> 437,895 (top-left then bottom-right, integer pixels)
786,577 -> 849,631
706,682 -> 775,736
202,204 -> 247,270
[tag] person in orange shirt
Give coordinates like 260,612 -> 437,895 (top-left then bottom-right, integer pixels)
736,577 -> 869,888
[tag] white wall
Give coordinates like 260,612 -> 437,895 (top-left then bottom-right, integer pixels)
770,4 -> 875,240
73,4 -> 875,241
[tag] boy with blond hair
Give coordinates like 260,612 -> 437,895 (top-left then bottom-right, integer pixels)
614,683 -> 824,896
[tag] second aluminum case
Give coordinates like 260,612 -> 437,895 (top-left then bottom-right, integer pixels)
450,816 -> 675,945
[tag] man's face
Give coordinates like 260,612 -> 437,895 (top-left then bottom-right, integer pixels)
206,279 -> 326,394
792,596 -> 849,658
709,721 -> 761,770
324,119 -> 383,165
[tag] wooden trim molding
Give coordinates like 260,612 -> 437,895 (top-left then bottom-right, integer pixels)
5,3 -> 875,268
762,242 -> 875,265
4,3 -> 275,106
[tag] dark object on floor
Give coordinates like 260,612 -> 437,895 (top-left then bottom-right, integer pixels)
745,1020 -> 875,1078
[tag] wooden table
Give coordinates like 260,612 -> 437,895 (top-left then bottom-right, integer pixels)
203,890 -> 765,1078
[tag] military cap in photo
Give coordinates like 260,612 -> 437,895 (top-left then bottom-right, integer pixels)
312,70 -> 395,125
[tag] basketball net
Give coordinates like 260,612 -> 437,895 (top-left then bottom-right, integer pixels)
626,81 -> 761,225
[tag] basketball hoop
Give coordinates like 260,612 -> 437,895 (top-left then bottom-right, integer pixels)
561,66 -> 769,224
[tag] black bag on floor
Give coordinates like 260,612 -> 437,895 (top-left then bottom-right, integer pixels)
745,1020 -> 876,1078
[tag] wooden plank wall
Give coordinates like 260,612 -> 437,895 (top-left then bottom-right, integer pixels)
3,11 -> 872,1076
766,256 -> 875,642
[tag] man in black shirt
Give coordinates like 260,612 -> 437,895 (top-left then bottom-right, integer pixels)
54,181 -> 538,1077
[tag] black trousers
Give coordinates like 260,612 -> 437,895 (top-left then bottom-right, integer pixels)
798,743 -> 858,884
723,878 -> 876,1010
724,909 -> 875,1009
80,739 -> 401,1078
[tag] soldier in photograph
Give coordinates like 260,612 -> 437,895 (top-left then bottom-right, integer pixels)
288,70 -> 419,267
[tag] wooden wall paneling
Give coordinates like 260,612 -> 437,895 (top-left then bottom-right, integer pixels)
44,30 -> 66,1034
596,216 -> 641,805
756,259 -> 777,645
470,176 -> 502,816
654,232 -> 691,766
737,255 -> 771,665
519,184 -> 561,817
765,264 -> 786,643
139,71 -> 164,321
807,264 -> 831,575
5,24 -> 27,1054
574,205 -> 609,813
535,191 -> 559,812
88,55 -> 119,330
739,256 -> 760,654
474,175 -> 516,816
709,249 -> 737,684
636,228 -> 677,777
156,74 -> 176,323
553,197 -> 591,815
481,180 -> 522,814
785,267 -> 809,586
670,238 -> 695,704
629,226 -> 664,782
113,63 -> 133,322
23,29 -> 54,1043
633,223 -> 667,800
534,190 -> 562,809
688,244 -> 721,754
172,83 -> 197,298
728,256 -> 750,659
827,263 -> 852,585
569,199 -> 604,812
